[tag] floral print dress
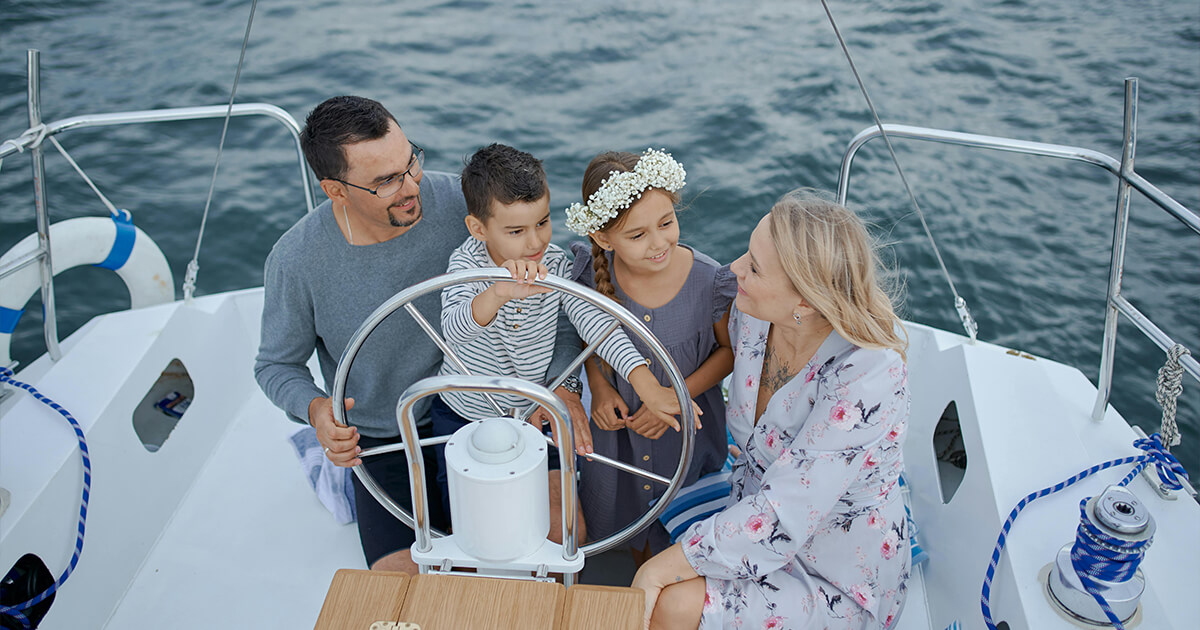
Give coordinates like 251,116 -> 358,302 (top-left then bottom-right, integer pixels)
681,304 -> 910,629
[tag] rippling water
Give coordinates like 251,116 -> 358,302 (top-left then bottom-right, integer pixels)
2,0 -> 1197,474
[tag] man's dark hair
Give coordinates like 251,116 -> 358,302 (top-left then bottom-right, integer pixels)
300,96 -> 398,181
461,143 -> 548,221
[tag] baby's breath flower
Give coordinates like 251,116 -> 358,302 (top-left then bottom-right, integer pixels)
565,148 -> 687,236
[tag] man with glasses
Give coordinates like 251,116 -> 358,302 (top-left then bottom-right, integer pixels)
254,96 -> 584,574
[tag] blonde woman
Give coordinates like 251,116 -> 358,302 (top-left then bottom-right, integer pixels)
633,190 -> 911,630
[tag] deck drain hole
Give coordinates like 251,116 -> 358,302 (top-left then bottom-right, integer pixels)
932,400 -> 968,504
132,358 -> 194,452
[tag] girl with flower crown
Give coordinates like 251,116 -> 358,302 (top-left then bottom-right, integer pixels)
566,149 -> 737,563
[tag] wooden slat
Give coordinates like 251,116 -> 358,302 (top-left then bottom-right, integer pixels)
561,585 -> 644,630
399,574 -> 565,630
313,569 -> 410,630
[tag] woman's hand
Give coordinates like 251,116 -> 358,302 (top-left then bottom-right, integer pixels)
589,378 -> 629,431
631,543 -> 700,630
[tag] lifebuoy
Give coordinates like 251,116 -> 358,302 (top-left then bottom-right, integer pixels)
0,214 -> 174,365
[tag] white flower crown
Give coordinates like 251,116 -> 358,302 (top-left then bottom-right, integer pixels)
565,148 -> 687,236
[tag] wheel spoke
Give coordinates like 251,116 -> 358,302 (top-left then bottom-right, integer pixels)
403,302 -> 507,418
360,434 -> 451,458
538,433 -> 669,486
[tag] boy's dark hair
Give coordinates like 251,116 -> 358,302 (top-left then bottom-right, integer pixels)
461,143 -> 548,221
301,96 -> 397,181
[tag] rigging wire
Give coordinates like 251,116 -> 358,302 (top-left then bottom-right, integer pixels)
818,0 -> 979,341
183,0 -> 258,303
47,136 -> 127,220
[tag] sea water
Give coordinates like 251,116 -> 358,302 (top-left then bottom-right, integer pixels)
1,0 -> 1197,474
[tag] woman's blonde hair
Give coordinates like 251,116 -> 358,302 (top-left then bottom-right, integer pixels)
768,189 -> 907,360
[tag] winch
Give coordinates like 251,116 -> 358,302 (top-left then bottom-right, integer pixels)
1046,485 -> 1155,625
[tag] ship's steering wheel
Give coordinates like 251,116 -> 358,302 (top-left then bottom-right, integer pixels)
330,268 -> 696,558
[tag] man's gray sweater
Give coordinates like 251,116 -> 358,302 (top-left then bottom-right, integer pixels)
254,171 -> 471,436
254,171 -> 582,437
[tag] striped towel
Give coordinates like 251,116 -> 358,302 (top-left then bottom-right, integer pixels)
655,430 -> 739,542
897,474 -> 928,566
288,426 -> 357,525
657,470 -> 733,543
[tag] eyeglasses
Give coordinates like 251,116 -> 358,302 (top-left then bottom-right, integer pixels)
329,143 -> 425,199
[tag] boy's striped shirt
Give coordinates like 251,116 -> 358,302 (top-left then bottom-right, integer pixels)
439,237 -> 645,420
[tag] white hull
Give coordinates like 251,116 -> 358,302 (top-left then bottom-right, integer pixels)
2,287 -> 1195,629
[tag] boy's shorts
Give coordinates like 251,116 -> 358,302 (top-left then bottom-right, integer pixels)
429,395 -> 563,520
352,428 -> 450,568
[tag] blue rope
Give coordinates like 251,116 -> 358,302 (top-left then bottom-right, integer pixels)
0,367 -> 91,629
980,433 -> 1187,630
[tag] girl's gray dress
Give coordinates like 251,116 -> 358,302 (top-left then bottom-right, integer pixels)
571,242 -> 736,553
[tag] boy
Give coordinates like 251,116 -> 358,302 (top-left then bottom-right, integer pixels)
431,144 -> 697,537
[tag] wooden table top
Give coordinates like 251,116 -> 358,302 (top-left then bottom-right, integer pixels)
314,569 -> 643,630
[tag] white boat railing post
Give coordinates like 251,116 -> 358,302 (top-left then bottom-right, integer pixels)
27,49 -> 62,362
1091,78 -> 1139,422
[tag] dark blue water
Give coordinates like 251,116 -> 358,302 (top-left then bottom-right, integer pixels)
3,0 -> 1197,474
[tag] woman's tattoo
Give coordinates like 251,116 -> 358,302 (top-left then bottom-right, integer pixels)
762,344 -> 798,392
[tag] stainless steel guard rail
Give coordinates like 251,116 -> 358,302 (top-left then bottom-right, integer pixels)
835,78 -> 1198,422
1,50 -> 315,364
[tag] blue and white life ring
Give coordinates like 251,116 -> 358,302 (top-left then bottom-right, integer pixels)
0,213 -> 174,365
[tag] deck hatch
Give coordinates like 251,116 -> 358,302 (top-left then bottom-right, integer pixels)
132,358 -> 194,452
932,400 -> 968,504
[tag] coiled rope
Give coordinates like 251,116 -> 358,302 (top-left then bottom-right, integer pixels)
0,367 -> 91,629
980,433 -> 1188,630
1067,496 -> 1148,627
1156,344 -> 1189,449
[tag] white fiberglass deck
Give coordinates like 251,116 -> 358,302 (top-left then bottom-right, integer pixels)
1,290 -> 362,628
1,287 -> 1195,629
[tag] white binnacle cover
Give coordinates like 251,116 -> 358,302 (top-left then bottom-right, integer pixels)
445,417 -> 550,562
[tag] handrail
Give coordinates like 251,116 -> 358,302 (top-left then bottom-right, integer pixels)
1,55 -> 315,365
1112,296 -> 1199,382
835,80 -> 1198,424
836,125 -> 1200,236
0,103 -> 316,213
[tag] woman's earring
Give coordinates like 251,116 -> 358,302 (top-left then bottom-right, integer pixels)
793,312 -> 804,326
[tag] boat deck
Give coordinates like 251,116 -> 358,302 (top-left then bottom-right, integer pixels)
2,288 -> 1195,629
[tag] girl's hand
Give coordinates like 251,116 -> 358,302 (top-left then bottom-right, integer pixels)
589,380 -> 629,431
632,381 -> 703,433
495,259 -> 552,301
625,406 -> 670,440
